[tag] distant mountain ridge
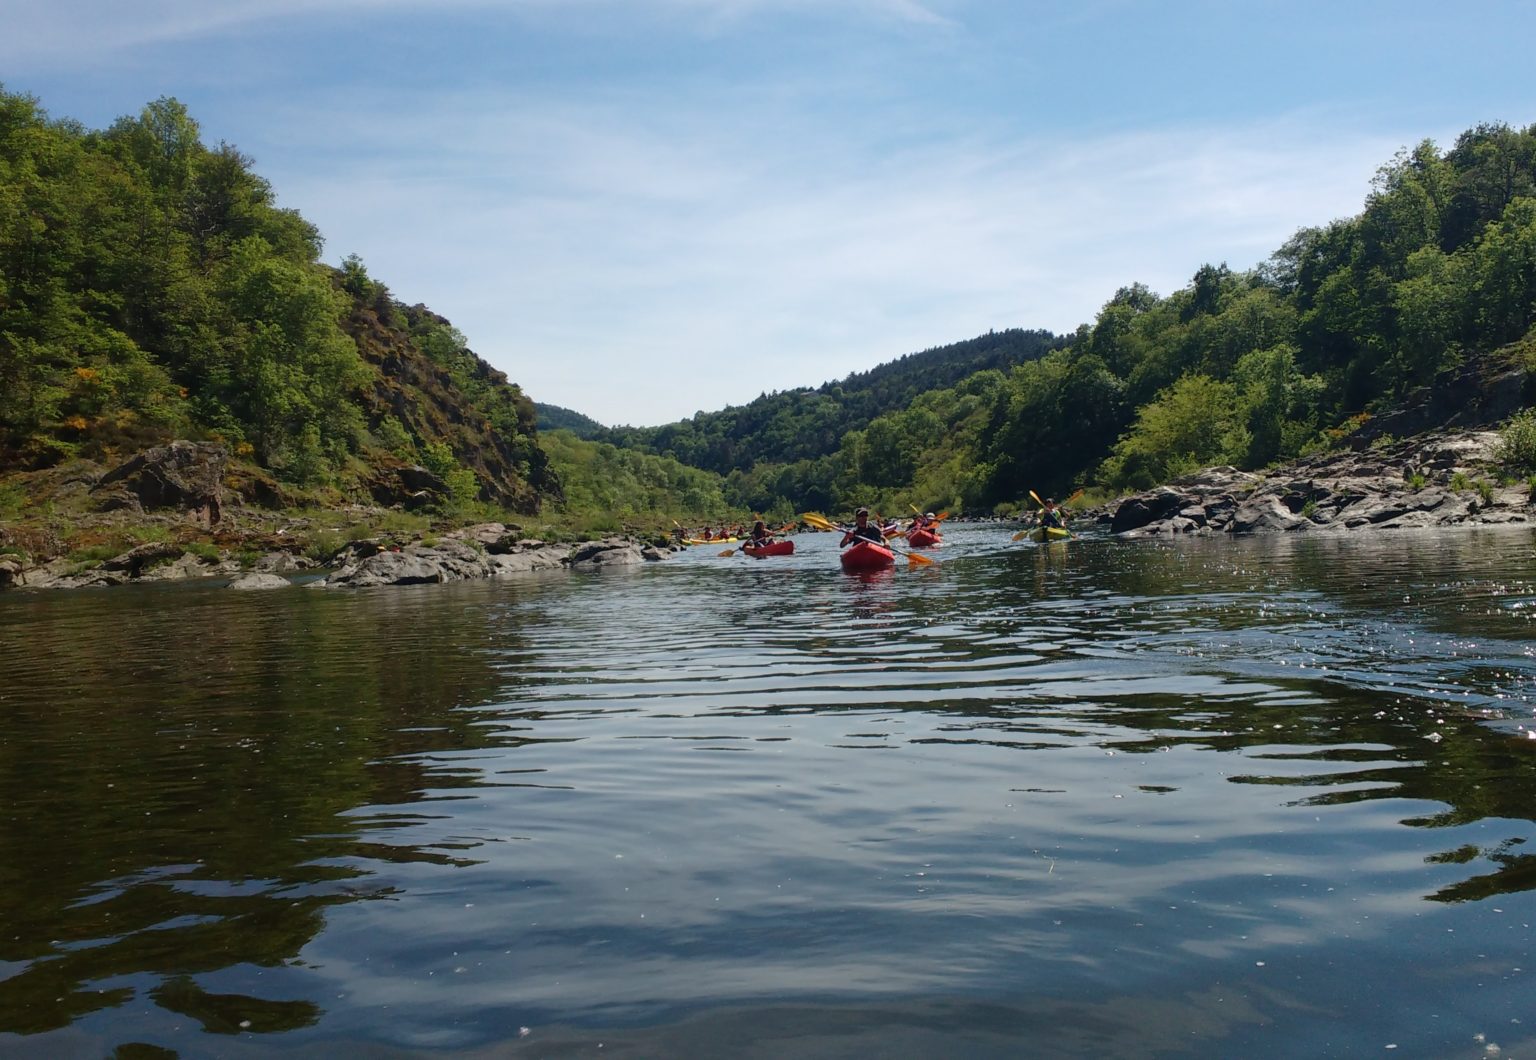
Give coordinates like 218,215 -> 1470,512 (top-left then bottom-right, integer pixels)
600,327 -> 1063,475
535,403 -> 606,437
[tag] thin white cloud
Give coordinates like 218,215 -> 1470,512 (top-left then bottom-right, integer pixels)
262,85 -> 1398,423
0,0 -> 955,68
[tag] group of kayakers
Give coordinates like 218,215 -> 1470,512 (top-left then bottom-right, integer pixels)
685,497 -> 1072,552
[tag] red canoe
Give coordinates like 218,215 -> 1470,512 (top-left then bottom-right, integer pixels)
743,540 -> 795,558
906,528 -> 941,548
840,539 -> 896,571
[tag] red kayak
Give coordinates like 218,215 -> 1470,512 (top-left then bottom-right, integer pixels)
840,539 -> 895,571
742,540 -> 794,558
906,528 -> 941,548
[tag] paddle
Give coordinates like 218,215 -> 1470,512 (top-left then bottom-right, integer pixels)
802,513 -> 935,566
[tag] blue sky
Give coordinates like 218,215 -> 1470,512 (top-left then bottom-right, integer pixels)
4,1 -> 1534,425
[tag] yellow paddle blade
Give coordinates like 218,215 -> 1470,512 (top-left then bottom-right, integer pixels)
1029,490 -> 1044,508
1011,530 -> 1029,541
802,512 -> 838,531
909,503 -> 921,514
1065,488 -> 1084,505
718,548 -> 736,557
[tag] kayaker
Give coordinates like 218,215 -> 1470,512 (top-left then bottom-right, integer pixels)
1040,499 -> 1065,530
841,508 -> 886,546
748,520 -> 774,546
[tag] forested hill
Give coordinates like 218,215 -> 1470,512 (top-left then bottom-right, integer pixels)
4,86 -> 1534,530
595,122 -> 1536,521
535,403 -> 606,437
0,89 -> 557,511
599,327 -> 1062,475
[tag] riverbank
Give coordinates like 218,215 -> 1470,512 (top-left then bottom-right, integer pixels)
5,427 -> 1534,592
1098,428 -> 1534,536
0,440 -> 678,592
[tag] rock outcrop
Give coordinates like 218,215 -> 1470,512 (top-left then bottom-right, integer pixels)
2,525 -> 675,592
315,528 -> 669,588
91,441 -> 227,526
228,572 -> 292,590
1104,431 -> 1532,537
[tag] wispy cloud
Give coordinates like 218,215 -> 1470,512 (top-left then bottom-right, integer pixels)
263,84 -> 1397,422
1,0 -> 956,68
6,0 -> 1501,425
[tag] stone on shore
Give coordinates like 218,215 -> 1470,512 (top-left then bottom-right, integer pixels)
316,529 -> 670,588
1103,431 -> 1529,537
228,572 -> 292,590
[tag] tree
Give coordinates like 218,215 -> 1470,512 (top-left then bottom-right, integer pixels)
1100,374 -> 1246,490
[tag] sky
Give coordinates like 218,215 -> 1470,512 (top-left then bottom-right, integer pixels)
3,1 -> 1534,426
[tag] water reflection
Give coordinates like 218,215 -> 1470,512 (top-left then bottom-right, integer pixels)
0,528 -> 1534,1055
0,582 -> 538,1036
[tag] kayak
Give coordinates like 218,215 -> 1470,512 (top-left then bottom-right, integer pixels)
840,539 -> 895,571
1027,525 -> 1071,542
742,540 -> 794,558
683,536 -> 737,545
906,528 -> 941,548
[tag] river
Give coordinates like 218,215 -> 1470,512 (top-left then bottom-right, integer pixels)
2,523 -> 1534,1058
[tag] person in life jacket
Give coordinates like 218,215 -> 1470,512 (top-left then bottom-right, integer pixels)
1040,499 -> 1065,529
841,507 -> 886,546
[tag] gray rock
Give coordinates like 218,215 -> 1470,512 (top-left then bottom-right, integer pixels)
100,542 -> 188,576
228,572 -> 291,590
253,551 -> 311,573
92,441 -> 226,525
137,553 -> 217,581
1105,429 -> 1522,538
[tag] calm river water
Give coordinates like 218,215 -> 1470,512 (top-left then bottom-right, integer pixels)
2,523 -> 1536,1058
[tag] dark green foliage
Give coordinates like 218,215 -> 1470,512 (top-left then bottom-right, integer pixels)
534,403 -> 606,437
0,87 -> 555,513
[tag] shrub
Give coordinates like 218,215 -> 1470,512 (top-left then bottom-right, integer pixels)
1494,409 -> 1536,474
66,543 -> 122,566
0,482 -> 25,518
1475,479 -> 1495,504
1450,471 -> 1471,492
1406,472 -> 1427,489
305,530 -> 344,562
185,541 -> 222,561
